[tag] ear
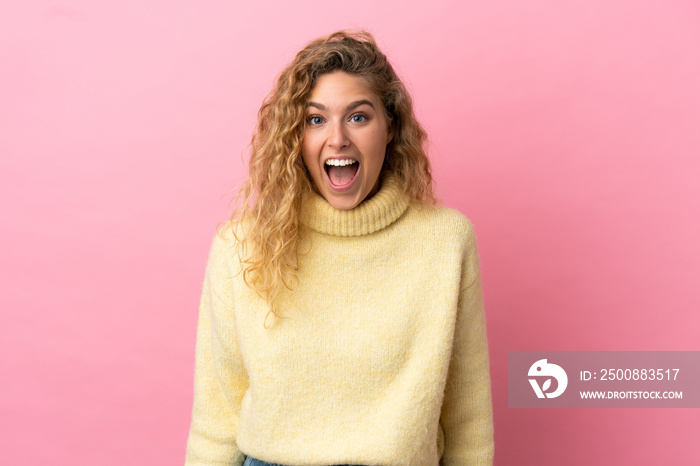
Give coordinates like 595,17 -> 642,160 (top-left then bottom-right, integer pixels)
386,125 -> 394,144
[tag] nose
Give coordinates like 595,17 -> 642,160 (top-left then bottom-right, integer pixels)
327,119 -> 350,150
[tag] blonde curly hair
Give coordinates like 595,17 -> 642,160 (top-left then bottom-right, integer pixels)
220,29 -> 437,327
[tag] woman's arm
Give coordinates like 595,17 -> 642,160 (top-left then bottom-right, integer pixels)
439,220 -> 495,465
185,233 -> 248,466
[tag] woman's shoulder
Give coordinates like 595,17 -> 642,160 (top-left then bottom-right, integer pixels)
404,202 -> 477,241
212,213 -> 257,243
206,216 -> 251,263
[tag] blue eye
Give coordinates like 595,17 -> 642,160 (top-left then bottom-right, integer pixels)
308,116 -> 324,125
351,114 -> 367,123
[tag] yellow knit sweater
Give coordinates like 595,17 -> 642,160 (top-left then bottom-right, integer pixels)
185,171 -> 494,466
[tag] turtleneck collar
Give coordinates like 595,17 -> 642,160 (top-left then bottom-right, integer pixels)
299,170 -> 409,237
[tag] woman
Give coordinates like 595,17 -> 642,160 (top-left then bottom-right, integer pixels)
185,30 -> 494,466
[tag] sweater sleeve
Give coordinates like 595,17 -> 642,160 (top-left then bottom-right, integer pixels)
185,233 -> 248,466
439,220 -> 495,465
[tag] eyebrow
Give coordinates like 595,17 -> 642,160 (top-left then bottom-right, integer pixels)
307,99 -> 375,112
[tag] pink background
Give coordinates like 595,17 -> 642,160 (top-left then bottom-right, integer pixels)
1,1 -> 698,464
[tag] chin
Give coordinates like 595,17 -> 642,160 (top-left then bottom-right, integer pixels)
328,197 -> 360,211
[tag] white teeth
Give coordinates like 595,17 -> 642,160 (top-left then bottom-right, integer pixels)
325,159 -> 358,167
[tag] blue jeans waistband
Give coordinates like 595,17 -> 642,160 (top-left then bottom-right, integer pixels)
243,454 -> 364,466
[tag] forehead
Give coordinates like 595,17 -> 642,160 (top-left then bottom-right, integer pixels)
308,71 -> 379,105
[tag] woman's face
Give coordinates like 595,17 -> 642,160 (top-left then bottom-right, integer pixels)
302,71 -> 393,211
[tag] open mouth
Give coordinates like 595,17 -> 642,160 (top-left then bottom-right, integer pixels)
324,159 -> 360,189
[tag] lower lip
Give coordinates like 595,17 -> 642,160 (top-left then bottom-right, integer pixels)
324,163 -> 360,192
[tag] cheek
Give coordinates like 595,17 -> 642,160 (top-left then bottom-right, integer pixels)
367,133 -> 389,159
302,133 -> 319,155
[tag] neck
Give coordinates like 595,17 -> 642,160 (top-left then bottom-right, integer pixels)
300,170 -> 408,237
